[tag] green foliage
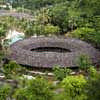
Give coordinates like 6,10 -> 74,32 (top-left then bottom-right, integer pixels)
77,55 -> 92,71
25,24 -> 45,36
25,24 -> 39,36
71,27 -> 100,48
11,0 -> 67,10
35,8 -> 51,25
3,61 -> 27,79
0,22 -> 7,37
13,77 -> 53,100
2,0 -> 100,36
53,65 -> 72,81
87,31 -> 100,48
25,24 -> 60,37
86,72 -> 100,100
53,93 -> 66,100
49,3 -> 68,32
3,39 -> 11,48
44,24 -> 60,36
0,50 -> 4,69
62,75 -> 87,100
0,16 -> 31,36
0,51 -> 4,62
71,27 -> 95,40
88,66 -> 97,78
0,84 -> 11,100
79,0 -> 100,16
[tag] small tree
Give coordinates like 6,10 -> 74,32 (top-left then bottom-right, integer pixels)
62,75 -> 87,100
53,65 -> 72,81
13,77 -> 53,100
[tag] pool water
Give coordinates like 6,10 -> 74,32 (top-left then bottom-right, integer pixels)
9,35 -> 24,45
5,30 -> 25,45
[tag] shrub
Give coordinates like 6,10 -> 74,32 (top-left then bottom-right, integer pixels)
13,77 -> 53,100
3,61 -> 27,79
25,24 -> 60,37
53,65 -> 72,81
0,51 -> 4,62
86,72 -> 100,100
62,75 -> 87,100
71,27 -> 95,40
0,23 -> 7,37
25,23 -> 60,37
87,66 -> 97,78
87,31 -> 100,48
53,92 -> 66,100
0,50 -> 5,69
0,84 -> 11,100
71,27 -> 100,48
25,24 -> 44,36
77,55 -> 92,71
44,24 -> 60,36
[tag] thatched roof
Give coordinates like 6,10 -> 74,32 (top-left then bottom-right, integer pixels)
8,37 -> 100,68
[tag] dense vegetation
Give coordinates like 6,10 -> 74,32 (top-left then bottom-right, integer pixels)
0,0 -> 100,47
0,0 -> 100,100
0,59 -> 100,100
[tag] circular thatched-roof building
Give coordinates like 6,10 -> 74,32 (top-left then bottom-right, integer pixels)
8,37 -> 100,68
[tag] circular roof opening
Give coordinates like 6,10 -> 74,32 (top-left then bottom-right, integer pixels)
31,47 -> 71,53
